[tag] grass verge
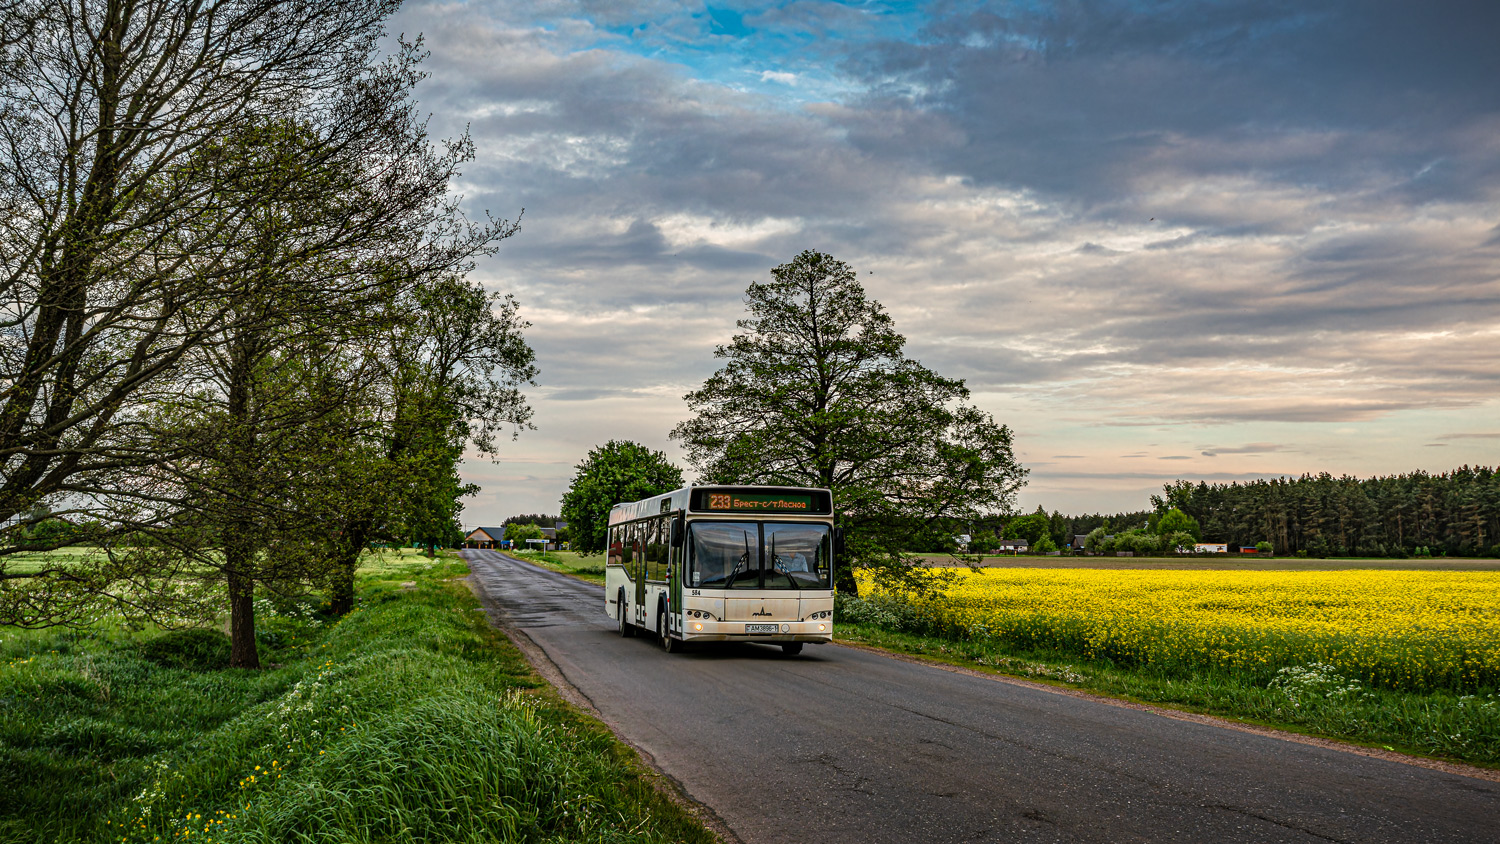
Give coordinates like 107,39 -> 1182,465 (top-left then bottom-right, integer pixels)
0,557 -> 714,844
511,551 -> 607,585
835,617 -> 1500,769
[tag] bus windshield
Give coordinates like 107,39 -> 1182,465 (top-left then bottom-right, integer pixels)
689,521 -> 831,590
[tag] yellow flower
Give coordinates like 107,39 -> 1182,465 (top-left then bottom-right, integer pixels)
860,567 -> 1500,692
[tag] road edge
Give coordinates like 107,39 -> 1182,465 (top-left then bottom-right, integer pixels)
462,551 -> 747,844
834,639 -> 1500,784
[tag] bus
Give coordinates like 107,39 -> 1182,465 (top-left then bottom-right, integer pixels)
604,485 -> 839,655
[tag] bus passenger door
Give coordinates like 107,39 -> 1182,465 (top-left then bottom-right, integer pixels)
669,516 -> 683,625
633,523 -> 647,621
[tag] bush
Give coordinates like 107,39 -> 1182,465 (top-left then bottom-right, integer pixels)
138,628 -> 231,671
834,591 -> 966,639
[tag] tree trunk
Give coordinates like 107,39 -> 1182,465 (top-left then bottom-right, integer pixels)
328,518 -> 372,616
328,555 -> 358,617
227,565 -> 259,669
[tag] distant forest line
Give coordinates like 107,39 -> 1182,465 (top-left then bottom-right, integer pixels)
1038,466 -> 1499,558
499,468 -> 1500,559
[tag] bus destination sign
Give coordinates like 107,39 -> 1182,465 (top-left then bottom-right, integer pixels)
707,493 -> 811,512
691,488 -> 832,514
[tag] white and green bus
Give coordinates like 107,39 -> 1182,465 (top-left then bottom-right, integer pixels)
604,485 -> 838,655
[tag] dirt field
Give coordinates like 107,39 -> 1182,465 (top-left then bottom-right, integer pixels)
920,554 -> 1500,571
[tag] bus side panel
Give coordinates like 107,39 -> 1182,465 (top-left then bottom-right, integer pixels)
644,583 -> 669,632
605,565 -> 629,621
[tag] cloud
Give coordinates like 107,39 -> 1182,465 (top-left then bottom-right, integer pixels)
1200,443 -> 1289,457
759,70 -> 799,85
381,0 -> 1500,522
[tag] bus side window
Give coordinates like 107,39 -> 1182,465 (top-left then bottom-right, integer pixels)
607,526 -> 622,568
648,517 -> 666,581
633,522 -> 647,580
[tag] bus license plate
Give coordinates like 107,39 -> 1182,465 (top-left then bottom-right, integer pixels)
745,623 -> 778,634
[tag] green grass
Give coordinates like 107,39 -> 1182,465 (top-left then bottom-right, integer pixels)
835,608 -> 1500,769
2,546 -> 432,578
508,550 -> 607,584
0,557 -> 715,844
0,546 -> 99,574
354,546 -> 451,575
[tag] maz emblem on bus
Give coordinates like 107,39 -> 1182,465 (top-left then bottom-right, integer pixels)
752,606 -> 772,617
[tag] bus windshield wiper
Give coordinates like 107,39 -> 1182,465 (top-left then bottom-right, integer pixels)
725,529 -> 754,586
769,534 -> 791,583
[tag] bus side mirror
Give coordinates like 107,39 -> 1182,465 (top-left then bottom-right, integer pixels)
671,518 -> 685,548
834,526 -> 845,555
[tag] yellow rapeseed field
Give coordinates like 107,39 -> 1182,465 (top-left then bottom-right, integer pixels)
868,568 -> 1500,692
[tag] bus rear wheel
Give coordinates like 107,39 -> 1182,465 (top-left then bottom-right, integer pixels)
781,642 -> 803,656
618,591 -> 635,637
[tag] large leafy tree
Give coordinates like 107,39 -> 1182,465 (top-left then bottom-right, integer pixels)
110,103 -> 509,665
1002,509 -> 1052,545
317,272 -> 534,612
1155,508 -> 1201,541
0,0 -> 405,538
0,4 -> 532,649
671,250 -> 1027,593
560,441 -> 684,555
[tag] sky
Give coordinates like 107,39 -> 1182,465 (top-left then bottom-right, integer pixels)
379,0 -> 1500,528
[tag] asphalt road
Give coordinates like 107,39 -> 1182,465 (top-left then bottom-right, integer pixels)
463,550 -> 1500,844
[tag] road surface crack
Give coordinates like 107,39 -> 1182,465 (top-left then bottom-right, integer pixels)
801,751 -> 876,795
1205,804 -> 1353,843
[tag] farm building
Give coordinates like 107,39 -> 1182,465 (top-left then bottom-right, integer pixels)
464,527 -> 507,549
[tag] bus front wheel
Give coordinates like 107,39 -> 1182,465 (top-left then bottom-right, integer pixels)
781,642 -> 803,656
658,607 -> 680,653
618,591 -> 635,638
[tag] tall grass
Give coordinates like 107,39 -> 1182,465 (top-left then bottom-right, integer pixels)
0,561 -> 712,844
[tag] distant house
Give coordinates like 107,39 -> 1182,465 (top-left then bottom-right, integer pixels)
464,527 -> 507,549
995,538 -> 1030,554
1194,543 -> 1228,554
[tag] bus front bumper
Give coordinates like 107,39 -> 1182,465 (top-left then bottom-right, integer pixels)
678,620 -> 833,642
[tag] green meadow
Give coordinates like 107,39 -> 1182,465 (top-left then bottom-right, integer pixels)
0,553 -> 712,844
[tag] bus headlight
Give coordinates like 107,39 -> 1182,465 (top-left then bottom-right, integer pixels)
692,622 -> 703,631
781,624 -> 790,633
817,623 -> 826,631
